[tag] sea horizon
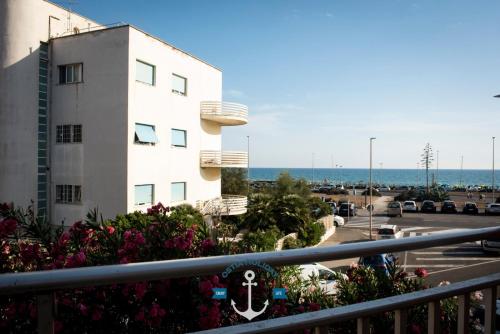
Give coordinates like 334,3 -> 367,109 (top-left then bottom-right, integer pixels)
248,167 -> 499,186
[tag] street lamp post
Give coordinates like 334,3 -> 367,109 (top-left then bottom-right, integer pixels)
369,137 -> 376,240
247,136 -> 250,195
493,137 -> 496,203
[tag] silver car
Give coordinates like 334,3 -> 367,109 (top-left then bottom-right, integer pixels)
485,203 -> 500,215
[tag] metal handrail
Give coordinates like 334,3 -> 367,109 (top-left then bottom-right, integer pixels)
201,101 -> 248,118
1,226 -> 499,295
200,150 -> 248,168
192,272 -> 500,334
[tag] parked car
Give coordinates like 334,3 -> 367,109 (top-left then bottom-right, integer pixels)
387,201 -> 403,217
441,200 -> 458,214
299,263 -> 345,295
377,224 -> 403,240
462,202 -> 479,215
379,186 -> 391,192
338,203 -> 357,217
333,215 -> 345,227
485,203 -> 500,215
403,201 -> 418,212
358,254 -> 397,275
481,237 -> 500,253
421,200 -> 437,213
327,201 -> 338,214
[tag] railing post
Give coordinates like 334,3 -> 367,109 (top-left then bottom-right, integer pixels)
428,301 -> 440,334
314,326 -> 329,334
484,286 -> 497,334
357,317 -> 369,334
395,309 -> 407,334
37,293 -> 55,334
457,294 -> 470,334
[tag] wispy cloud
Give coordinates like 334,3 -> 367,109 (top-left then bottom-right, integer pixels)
254,103 -> 303,113
223,89 -> 246,99
325,12 -> 333,18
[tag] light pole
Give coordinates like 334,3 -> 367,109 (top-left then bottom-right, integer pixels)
493,137 -> 496,202
369,137 -> 376,240
247,136 -> 250,195
436,150 -> 439,185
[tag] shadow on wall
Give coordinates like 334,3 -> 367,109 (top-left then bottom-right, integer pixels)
200,167 -> 220,182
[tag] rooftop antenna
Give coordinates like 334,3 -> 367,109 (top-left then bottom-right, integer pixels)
55,0 -> 79,32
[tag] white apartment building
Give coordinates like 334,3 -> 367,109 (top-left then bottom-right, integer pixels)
0,0 -> 248,225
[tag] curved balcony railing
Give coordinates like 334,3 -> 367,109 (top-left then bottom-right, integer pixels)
200,150 -> 248,168
220,195 -> 248,215
197,195 -> 248,216
200,101 -> 248,126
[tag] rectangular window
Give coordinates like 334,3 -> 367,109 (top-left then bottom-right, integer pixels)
55,184 -> 81,204
172,74 -> 187,96
171,129 -> 187,147
73,125 -> 82,143
56,125 -> 63,143
135,123 -> 158,144
59,63 -> 83,84
135,184 -> 154,206
171,182 -> 186,202
136,60 -> 155,85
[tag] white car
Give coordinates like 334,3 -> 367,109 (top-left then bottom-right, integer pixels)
485,203 -> 500,215
387,201 -> 403,217
333,215 -> 345,227
377,224 -> 403,240
379,186 -> 391,192
299,263 -> 344,295
402,201 -> 418,212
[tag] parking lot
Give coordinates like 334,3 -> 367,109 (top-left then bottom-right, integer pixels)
328,211 -> 500,286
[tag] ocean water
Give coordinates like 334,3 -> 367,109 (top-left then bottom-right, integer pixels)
249,168 -> 500,187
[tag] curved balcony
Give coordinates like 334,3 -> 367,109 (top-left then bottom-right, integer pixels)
200,101 -> 248,126
221,195 -> 248,215
200,150 -> 248,168
197,195 -> 248,216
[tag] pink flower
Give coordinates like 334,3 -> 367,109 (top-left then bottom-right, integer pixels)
199,280 -> 213,298
201,239 -> 215,251
91,309 -> 102,321
308,303 -> 320,312
414,267 -> 428,278
135,310 -> 145,322
135,282 -> 148,300
77,303 -> 88,316
0,218 -> 17,237
106,226 -> 115,235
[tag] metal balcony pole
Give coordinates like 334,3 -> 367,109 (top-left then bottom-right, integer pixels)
484,286 -> 497,334
357,317 -> 369,334
37,293 -> 55,334
457,294 -> 470,334
427,301 -> 440,334
394,309 -> 407,334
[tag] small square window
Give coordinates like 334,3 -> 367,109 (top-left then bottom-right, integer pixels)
171,129 -> 187,147
172,74 -> 187,96
59,63 -> 83,84
56,185 -> 64,203
135,184 -> 154,206
136,60 -> 155,85
171,182 -> 186,202
73,125 -> 82,143
135,123 -> 158,144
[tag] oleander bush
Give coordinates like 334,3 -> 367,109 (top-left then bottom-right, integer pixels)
0,203 -> 484,333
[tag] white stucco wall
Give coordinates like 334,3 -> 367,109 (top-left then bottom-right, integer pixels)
50,27 -> 129,225
127,27 -> 223,212
0,0 -> 99,212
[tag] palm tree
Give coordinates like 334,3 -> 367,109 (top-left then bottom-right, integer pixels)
421,143 -> 434,193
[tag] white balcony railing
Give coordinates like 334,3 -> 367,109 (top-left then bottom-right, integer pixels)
197,195 -> 248,216
200,150 -> 248,168
200,101 -> 248,126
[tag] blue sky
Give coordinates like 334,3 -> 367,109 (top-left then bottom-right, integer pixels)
73,0 -> 500,169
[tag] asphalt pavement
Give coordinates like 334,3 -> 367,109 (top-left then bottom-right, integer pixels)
323,211 -> 500,286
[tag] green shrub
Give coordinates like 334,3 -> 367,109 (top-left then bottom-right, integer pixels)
238,227 -> 281,252
308,197 -> 333,220
298,222 -> 325,246
416,186 -> 449,202
282,237 -> 303,249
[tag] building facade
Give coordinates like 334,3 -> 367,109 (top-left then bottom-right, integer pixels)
0,0 -> 248,225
